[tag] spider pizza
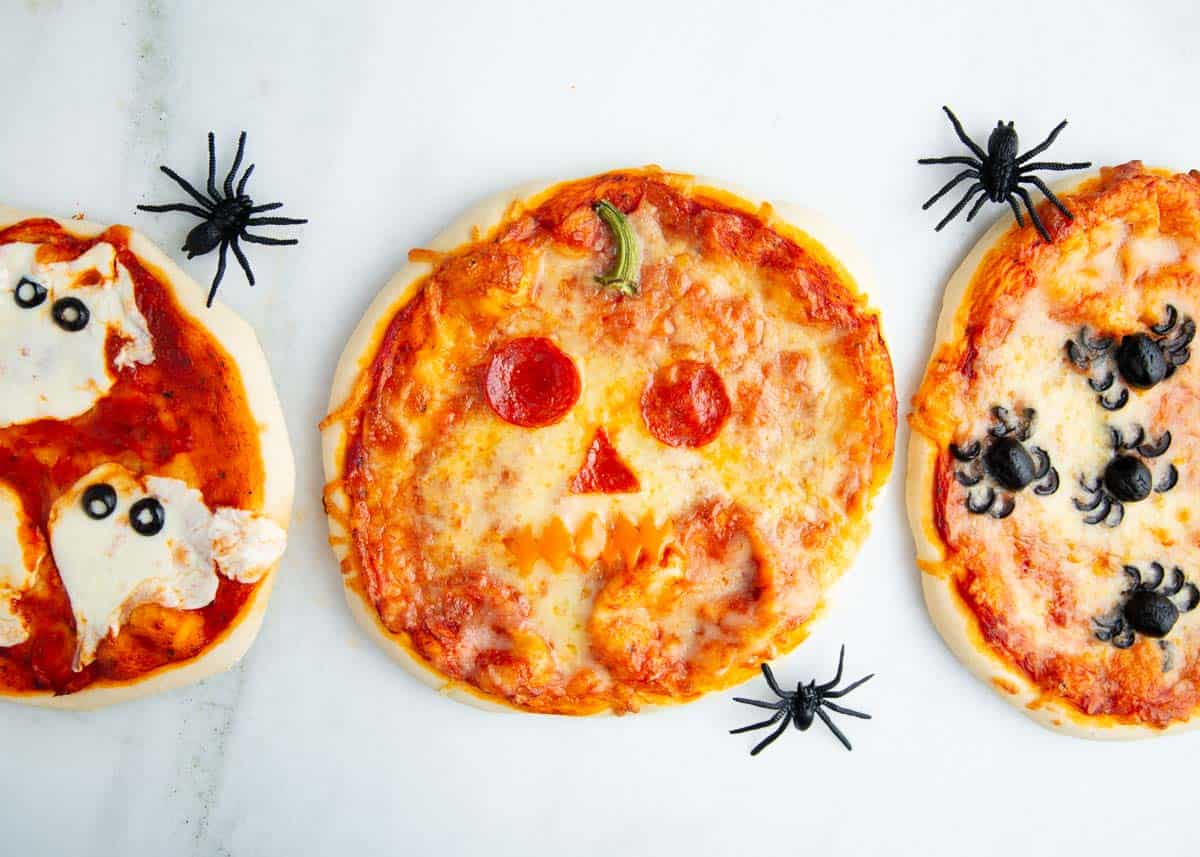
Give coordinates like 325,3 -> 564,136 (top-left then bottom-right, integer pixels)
0,206 -> 293,709
322,167 -> 896,714
910,163 -> 1200,737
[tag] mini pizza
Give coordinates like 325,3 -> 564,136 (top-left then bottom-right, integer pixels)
323,167 -> 895,714
0,207 -> 293,709
909,163 -> 1200,737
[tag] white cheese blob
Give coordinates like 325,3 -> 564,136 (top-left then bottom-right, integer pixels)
0,482 -> 43,647
48,463 -> 287,669
0,242 -> 155,427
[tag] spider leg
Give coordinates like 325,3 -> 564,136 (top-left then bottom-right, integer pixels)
955,467 -> 982,487
822,701 -> 870,719
1019,161 -> 1092,172
1078,492 -> 1108,519
822,673 -> 874,699
733,697 -> 786,710
136,202 -> 212,218
1104,499 -> 1124,528
816,708 -> 853,751
1007,196 -> 1025,227
1112,624 -> 1135,649
241,232 -> 300,246
1167,318 -> 1196,351
237,163 -> 256,196
224,131 -> 247,198
158,166 -> 215,210
249,201 -> 283,213
1088,371 -> 1114,392
1151,304 -> 1178,335
1019,175 -> 1074,221
1099,388 -> 1129,411
1065,339 -> 1091,369
206,132 -> 220,201
245,216 -> 309,226
1030,447 -> 1051,479
950,441 -> 981,461
1015,120 -> 1069,164
934,183 -> 984,231
730,709 -> 786,735
940,106 -> 988,161
989,494 -> 1015,519
917,156 -> 982,168
1143,562 -> 1165,590
966,486 -> 995,515
964,191 -> 990,223
922,169 -> 980,210
1156,464 -> 1179,493
1034,467 -> 1059,496
817,645 -> 845,691
1123,565 -> 1142,591
1174,583 -> 1200,612
1138,431 -> 1171,458
749,715 -> 792,756
760,663 -> 789,698
1015,187 -> 1052,242
230,236 -> 255,286
206,239 -> 229,308
1162,567 -> 1184,596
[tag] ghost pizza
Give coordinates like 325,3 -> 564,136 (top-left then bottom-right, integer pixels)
909,164 -> 1200,737
322,167 -> 895,714
0,207 -> 293,708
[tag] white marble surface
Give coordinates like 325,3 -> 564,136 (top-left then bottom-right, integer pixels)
3,0 -> 1200,854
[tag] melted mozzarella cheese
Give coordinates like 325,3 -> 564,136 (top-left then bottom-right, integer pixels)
48,463 -> 286,668
0,242 -> 154,427
0,482 -> 42,646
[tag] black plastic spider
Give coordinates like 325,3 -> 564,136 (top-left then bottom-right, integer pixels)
730,646 -> 873,755
919,106 -> 1091,242
1074,426 -> 1177,527
950,405 -> 1059,519
138,131 -> 307,307
1093,563 -> 1199,654
1065,305 -> 1195,411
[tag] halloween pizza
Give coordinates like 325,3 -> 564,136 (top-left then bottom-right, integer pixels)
0,206 -> 293,709
909,163 -> 1200,737
322,167 -> 896,714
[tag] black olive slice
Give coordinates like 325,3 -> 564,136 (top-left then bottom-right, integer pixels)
129,497 -> 166,536
51,297 -> 90,332
81,483 -> 118,520
14,277 -> 47,309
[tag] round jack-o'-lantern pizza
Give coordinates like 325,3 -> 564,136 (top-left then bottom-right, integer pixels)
0,206 -> 293,709
323,168 -> 895,714
910,163 -> 1200,737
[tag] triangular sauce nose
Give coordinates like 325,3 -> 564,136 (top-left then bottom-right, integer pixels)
569,427 -> 639,495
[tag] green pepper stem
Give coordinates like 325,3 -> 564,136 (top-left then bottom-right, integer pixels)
593,200 -> 640,296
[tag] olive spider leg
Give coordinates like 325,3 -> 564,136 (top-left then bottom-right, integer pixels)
729,709 -> 786,734
207,240 -> 229,307
241,233 -> 300,246
230,236 -> 255,286
224,131 -> 248,199
1016,119 -> 1069,164
822,673 -> 874,699
137,202 -> 212,218
935,184 -> 985,231
816,709 -> 853,751
236,163 -> 256,196
1014,186 -> 1052,242
205,132 -> 220,202
1018,175 -> 1074,221
922,169 -> 980,210
940,106 -> 988,161
823,701 -> 870,719
751,717 -> 792,756
156,166 -> 215,210
759,663 -> 791,698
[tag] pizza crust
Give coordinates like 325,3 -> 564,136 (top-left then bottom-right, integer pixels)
322,167 -> 886,713
906,170 -> 1200,739
0,205 -> 295,710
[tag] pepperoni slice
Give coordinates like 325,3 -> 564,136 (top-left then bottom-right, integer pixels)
484,337 -> 581,428
570,428 -> 640,494
640,360 -> 730,448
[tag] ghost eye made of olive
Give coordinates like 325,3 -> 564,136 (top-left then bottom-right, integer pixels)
51,297 -> 90,332
14,277 -> 48,309
129,497 -> 166,536
81,483 -> 118,520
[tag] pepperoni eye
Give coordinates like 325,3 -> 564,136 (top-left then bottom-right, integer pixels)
81,483 -> 118,520
52,297 -> 90,332
129,497 -> 166,536
14,277 -> 48,309
640,360 -> 731,448
485,337 -> 581,428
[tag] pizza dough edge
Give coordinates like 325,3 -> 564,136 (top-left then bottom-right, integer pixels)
320,167 -> 892,713
0,205 -> 295,710
905,170 -> 1200,739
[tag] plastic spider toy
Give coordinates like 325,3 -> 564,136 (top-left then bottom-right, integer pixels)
1074,426 -> 1177,527
730,646 -> 873,755
919,105 -> 1091,242
1065,305 -> 1195,411
138,131 -> 307,307
950,406 -> 1059,519
1093,562 -> 1199,651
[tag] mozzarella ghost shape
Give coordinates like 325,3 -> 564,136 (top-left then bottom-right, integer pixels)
48,463 -> 286,669
0,241 -> 154,427
0,482 -> 44,647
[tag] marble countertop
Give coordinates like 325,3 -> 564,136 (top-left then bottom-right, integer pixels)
3,1 -> 1199,854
